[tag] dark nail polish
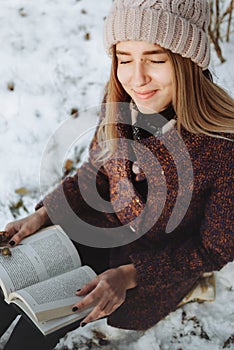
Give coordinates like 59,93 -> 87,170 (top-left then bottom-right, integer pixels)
76,289 -> 81,292
9,240 -> 15,247
81,322 -> 87,327
72,306 -> 78,312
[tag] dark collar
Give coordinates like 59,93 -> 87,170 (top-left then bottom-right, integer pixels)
132,104 -> 176,140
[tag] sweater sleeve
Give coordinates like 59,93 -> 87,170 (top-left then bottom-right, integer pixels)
129,149 -> 234,288
35,121 -> 122,231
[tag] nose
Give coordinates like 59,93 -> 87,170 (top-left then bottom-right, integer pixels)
131,61 -> 151,87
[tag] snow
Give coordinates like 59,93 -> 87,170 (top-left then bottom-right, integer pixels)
0,0 -> 233,349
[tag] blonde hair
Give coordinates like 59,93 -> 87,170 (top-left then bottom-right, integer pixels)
168,51 -> 234,136
97,46 -> 234,159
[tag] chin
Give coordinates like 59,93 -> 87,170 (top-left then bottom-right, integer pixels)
135,103 -> 163,114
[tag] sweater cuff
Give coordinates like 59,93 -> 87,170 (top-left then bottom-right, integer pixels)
129,250 -> 163,287
35,200 -> 44,211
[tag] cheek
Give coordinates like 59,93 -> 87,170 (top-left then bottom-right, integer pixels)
153,63 -> 173,88
116,69 -> 122,84
164,68 -> 173,90
117,66 -> 130,86
152,70 -> 172,86
167,79 -> 173,99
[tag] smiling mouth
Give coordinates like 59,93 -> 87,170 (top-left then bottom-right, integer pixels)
133,90 -> 158,100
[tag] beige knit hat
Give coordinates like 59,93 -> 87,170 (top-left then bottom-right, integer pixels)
104,0 -> 210,69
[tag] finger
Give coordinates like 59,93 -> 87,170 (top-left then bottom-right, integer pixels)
80,303 -> 109,325
76,278 -> 99,296
104,301 -> 119,315
4,223 -> 17,237
8,226 -> 33,246
80,300 -> 117,326
73,288 -> 99,311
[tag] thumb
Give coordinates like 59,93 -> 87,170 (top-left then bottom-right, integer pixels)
8,226 -> 33,246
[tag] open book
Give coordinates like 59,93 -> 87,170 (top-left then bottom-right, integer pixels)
0,225 -> 97,335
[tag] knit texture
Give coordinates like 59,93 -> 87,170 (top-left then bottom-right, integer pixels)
104,0 -> 210,69
36,113 -> 233,330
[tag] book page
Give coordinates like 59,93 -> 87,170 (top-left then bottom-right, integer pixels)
13,299 -> 91,335
10,265 -> 96,322
0,225 -> 81,298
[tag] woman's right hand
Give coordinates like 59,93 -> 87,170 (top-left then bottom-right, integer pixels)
2,207 -> 51,246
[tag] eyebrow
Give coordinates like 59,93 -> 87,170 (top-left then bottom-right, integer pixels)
116,49 -> 166,56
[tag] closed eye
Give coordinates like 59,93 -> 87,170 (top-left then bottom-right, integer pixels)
151,60 -> 166,64
119,61 -> 131,64
119,60 -> 166,64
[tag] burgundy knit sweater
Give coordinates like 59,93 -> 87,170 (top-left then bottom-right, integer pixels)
36,115 -> 234,330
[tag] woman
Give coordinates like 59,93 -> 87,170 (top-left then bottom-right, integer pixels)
1,0 -> 233,349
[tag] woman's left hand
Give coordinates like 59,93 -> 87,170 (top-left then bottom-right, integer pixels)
72,264 -> 137,326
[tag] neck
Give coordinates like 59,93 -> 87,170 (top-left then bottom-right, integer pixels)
130,102 -> 176,140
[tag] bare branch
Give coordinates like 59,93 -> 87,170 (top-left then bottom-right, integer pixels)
226,0 -> 233,42
208,0 -> 233,63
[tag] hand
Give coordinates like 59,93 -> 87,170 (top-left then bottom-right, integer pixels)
73,264 -> 137,326
2,207 -> 51,246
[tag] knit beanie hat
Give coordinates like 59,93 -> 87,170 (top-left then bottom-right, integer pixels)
104,0 -> 210,69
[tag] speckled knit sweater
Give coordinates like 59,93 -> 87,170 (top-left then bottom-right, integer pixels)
36,109 -> 234,331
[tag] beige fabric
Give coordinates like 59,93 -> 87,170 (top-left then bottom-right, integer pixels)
104,0 -> 210,69
178,272 -> 216,307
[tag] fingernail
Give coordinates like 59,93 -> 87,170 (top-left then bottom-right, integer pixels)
9,240 -> 15,247
81,322 -> 87,327
76,289 -> 81,292
72,306 -> 78,312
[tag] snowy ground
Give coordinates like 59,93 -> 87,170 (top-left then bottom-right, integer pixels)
0,0 -> 233,349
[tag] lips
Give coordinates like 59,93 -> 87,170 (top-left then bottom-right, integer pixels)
133,89 -> 158,100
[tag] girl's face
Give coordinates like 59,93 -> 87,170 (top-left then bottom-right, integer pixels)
116,41 -> 173,114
